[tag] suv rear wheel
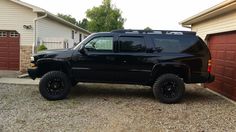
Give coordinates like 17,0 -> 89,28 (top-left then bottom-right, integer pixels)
39,71 -> 71,100
153,74 -> 185,103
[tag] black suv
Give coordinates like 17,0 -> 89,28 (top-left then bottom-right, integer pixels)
28,29 -> 214,103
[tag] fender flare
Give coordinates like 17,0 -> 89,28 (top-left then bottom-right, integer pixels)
151,62 -> 191,81
36,58 -> 72,77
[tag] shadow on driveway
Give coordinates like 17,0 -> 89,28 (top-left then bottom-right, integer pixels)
69,83 -> 222,103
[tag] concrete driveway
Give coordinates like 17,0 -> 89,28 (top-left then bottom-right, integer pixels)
0,81 -> 235,131
0,70 -> 20,78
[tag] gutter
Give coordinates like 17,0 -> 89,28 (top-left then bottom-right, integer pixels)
33,12 -> 47,54
181,24 -> 191,29
180,0 -> 236,26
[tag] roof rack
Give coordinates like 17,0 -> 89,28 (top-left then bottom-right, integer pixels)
111,29 -> 196,35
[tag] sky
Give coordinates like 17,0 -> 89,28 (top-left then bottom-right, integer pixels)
22,0 -> 225,31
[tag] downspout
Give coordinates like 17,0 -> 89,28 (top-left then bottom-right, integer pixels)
33,12 -> 47,54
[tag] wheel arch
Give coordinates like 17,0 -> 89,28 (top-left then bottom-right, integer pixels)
37,58 -> 72,78
151,62 -> 191,83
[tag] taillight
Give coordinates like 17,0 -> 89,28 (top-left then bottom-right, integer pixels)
208,60 -> 212,73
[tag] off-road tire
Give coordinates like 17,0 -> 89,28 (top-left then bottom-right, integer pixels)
39,71 -> 71,100
153,74 -> 185,104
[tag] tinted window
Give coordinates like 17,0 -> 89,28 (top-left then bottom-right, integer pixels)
152,35 -> 197,52
85,37 -> 113,52
119,36 -> 146,52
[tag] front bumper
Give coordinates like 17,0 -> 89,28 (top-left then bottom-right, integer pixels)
28,68 -> 38,80
207,73 -> 215,83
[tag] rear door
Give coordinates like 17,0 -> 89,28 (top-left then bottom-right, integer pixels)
114,35 -> 153,83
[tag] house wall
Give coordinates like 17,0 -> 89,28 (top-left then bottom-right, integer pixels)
0,0 -> 36,46
192,10 -> 236,40
37,18 -> 89,48
37,18 -> 74,48
0,0 -> 37,72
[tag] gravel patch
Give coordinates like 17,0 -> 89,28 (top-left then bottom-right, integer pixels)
0,83 -> 235,132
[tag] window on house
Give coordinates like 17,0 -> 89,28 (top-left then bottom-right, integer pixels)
79,34 -> 82,42
10,31 -> 19,37
0,31 -> 7,37
72,30 -> 75,39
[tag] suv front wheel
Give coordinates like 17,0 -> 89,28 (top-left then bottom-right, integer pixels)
39,71 -> 71,100
153,74 -> 185,104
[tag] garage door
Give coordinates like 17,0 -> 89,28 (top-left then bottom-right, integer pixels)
0,31 -> 20,70
206,31 -> 236,101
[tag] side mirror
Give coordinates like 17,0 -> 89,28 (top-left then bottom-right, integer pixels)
79,47 -> 88,55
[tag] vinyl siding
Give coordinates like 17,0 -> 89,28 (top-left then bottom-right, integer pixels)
192,11 -> 236,40
37,18 -> 89,48
0,0 -> 36,46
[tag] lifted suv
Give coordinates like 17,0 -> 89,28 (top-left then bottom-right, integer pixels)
28,29 -> 214,103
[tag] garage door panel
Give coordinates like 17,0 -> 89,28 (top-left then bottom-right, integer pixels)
225,44 -> 236,50
8,63 -> 19,69
225,51 -> 235,60
0,51 -> 8,56
209,35 -> 225,44
225,34 -> 236,43
0,46 -> 8,50
8,58 -> 19,62
224,67 -> 234,79
206,32 -> 236,101
214,59 -> 235,68
8,54 -> 19,58
0,62 -> 8,69
8,42 -> 19,47
8,49 -> 19,54
0,31 -> 19,70
213,65 -> 224,75
210,32 -> 236,44
234,87 -> 236,99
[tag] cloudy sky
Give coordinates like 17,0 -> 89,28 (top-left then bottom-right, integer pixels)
22,0 -> 224,30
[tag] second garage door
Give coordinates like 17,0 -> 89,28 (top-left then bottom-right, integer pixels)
0,31 -> 20,70
206,31 -> 236,101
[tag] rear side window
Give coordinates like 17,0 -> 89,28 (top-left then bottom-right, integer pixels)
119,36 -> 146,52
152,35 -> 197,53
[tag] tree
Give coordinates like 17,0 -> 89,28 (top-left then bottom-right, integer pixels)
57,13 -> 79,26
144,27 -> 152,31
78,18 -> 88,30
86,0 -> 125,32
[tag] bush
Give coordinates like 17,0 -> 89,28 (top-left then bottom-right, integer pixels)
37,44 -> 47,52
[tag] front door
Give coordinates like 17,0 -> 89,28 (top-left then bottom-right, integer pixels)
71,36 -> 117,82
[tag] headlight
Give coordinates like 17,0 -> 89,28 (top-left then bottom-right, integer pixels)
30,56 -> 35,61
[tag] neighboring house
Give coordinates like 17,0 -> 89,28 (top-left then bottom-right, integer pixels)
0,0 -> 90,72
180,0 -> 236,101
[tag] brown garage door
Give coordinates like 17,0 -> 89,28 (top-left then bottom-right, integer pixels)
0,31 -> 20,70
206,31 -> 236,101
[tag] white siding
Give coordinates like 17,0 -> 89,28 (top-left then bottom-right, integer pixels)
192,11 -> 236,40
0,0 -> 36,46
37,18 -> 89,49
37,18 -> 74,48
